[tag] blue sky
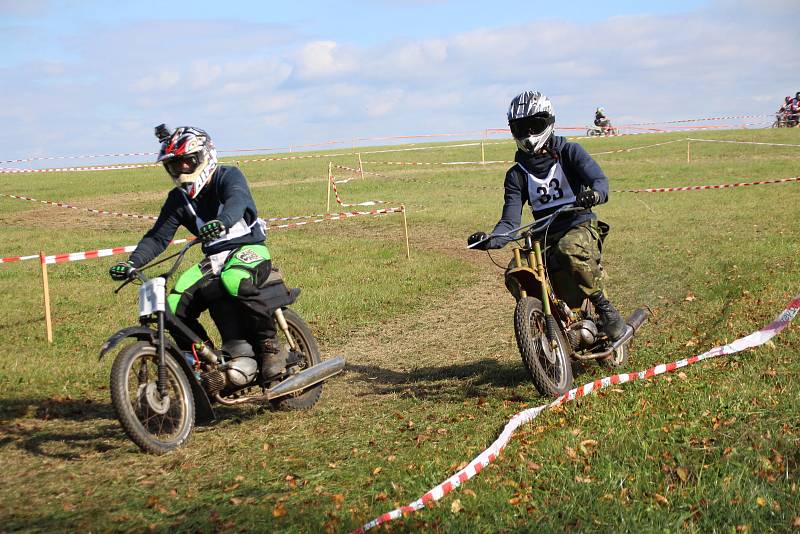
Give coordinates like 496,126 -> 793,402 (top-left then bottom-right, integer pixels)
1,0 -> 797,162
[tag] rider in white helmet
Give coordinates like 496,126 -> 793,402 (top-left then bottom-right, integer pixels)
109,125 -> 286,378
468,91 -> 626,341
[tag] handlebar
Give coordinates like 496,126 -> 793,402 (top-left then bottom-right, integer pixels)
467,204 -> 585,250
114,238 -> 201,294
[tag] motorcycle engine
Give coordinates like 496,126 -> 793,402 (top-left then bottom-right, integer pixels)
566,319 -> 598,350
225,357 -> 258,387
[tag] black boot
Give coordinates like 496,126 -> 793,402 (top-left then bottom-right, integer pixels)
257,337 -> 286,379
589,292 -> 626,342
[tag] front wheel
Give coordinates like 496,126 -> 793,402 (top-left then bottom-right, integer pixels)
110,341 -> 195,454
271,308 -> 323,411
514,297 -> 573,397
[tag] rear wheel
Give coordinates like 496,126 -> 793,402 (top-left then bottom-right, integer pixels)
271,308 -> 323,411
110,341 -> 194,454
514,297 -> 573,397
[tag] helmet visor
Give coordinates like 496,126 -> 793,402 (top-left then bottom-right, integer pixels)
163,154 -> 201,178
509,113 -> 554,139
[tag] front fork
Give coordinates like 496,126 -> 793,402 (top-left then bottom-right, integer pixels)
274,308 -> 297,351
516,238 -> 558,348
156,310 -> 168,398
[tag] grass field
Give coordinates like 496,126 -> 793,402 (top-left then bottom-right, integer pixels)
1,129 -> 799,533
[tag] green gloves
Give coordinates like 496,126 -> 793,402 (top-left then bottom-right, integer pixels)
199,219 -> 226,242
109,260 -> 136,281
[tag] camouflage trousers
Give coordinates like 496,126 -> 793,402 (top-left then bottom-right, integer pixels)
505,219 -> 608,308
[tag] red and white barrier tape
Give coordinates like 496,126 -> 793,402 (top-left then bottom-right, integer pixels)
0,151 -> 158,165
622,114 -> 772,127
0,192 -> 373,225
332,164 -> 386,178
0,163 -> 160,174
0,208 -> 406,265
329,170 -> 389,208
354,293 -> 800,533
361,160 -> 512,166
615,176 -> 800,193
267,206 -> 404,230
686,138 -> 800,148
41,238 -> 192,265
0,193 -> 159,221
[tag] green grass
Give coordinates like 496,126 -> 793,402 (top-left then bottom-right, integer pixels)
0,130 -> 799,533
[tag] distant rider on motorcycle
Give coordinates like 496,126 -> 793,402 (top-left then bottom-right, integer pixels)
468,91 -> 626,341
594,107 -> 610,130
109,125 -> 285,377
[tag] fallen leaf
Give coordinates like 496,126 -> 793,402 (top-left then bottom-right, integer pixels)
463,489 -> 477,498
375,492 -> 388,502
272,502 -> 287,517
372,467 -> 382,476
451,499 -> 462,513
756,497 -> 766,507
387,455 -> 397,462
328,462 -> 337,469
565,446 -> 578,460
235,475 -> 245,482
508,496 -> 522,505
527,461 -> 542,471
677,372 -> 688,380
676,467 -> 689,482
654,493 -> 669,506
229,497 -> 242,506
574,476 -> 592,484
684,292 -> 696,302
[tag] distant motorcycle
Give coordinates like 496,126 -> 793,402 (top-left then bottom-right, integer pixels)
470,205 -> 648,397
587,124 -> 619,137
100,239 -> 345,454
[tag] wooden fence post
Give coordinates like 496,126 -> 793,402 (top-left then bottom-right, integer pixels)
39,251 -> 53,343
401,205 -> 410,260
326,162 -> 332,214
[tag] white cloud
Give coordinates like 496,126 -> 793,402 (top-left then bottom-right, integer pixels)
3,1 -> 800,160
291,41 -> 359,81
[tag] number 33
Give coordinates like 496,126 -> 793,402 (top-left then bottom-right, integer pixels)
537,179 -> 564,204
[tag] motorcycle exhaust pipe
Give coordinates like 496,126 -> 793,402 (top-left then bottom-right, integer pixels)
626,308 -> 649,332
574,308 -> 650,361
266,356 -> 346,400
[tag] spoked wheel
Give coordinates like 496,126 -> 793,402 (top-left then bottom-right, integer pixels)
110,341 -> 195,454
271,308 -> 323,411
514,297 -> 573,397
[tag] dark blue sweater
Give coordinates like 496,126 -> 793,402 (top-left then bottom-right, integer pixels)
488,136 -> 609,248
129,165 -> 265,267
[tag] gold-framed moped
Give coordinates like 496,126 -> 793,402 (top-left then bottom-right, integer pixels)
471,205 -> 648,397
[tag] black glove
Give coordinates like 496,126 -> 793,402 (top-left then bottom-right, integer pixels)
109,260 -> 136,281
199,219 -> 226,242
467,231 -> 489,250
576,190 -> 601,209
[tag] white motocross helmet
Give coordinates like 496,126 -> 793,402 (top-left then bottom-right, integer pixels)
156,126 -> 218,199
507,91 -> 555,154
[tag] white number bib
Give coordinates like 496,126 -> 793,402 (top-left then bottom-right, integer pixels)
522,162 -> 576,214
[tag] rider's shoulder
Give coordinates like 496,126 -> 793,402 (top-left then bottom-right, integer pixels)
214,164 -> 246,183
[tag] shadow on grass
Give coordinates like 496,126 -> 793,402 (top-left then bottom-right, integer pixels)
0,396 -> 122,459
345,356 -> 600,402
346,358 -> 534,400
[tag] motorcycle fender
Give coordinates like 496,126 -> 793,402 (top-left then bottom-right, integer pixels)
98,326 -> 216,425
98,326 -> 155,360
506,266 -> 544,296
